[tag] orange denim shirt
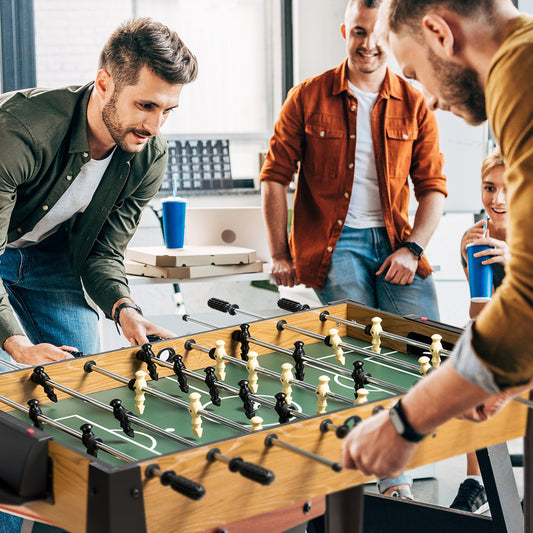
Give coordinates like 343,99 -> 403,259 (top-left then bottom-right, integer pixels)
260,61 -> 447,290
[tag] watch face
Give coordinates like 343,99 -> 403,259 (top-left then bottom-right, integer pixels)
389,406 -> 405,435
404,242 -> 423,258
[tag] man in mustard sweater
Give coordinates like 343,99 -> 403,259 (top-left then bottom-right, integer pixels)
342,0 -> 533,483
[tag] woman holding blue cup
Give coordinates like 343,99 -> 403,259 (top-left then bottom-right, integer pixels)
452,148 -> 509,514
460,148 -> 509,316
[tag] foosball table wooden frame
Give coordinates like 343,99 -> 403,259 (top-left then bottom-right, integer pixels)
0,301 -> 530,533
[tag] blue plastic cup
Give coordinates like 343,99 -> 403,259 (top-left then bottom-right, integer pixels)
162,197 -> 186,249
466,243 -> 494,302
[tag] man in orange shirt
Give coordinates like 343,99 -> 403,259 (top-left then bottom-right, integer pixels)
260,0 -> 446,504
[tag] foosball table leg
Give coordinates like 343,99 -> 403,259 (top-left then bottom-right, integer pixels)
476,443 -> 523,532
324,485 -> 364,533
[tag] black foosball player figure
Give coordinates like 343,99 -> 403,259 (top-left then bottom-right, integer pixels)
204,366 -> 221,406
274,391 -> 295,424
110,398 -> 135,437
136,343 -> 159,381
291,341 -> 306,380
171,353 -> 190,393
238,379 -> 256,419
351,360 -> 372,399
80,423 -> 103,457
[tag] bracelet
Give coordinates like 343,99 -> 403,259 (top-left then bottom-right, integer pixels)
113,302 -> 143,332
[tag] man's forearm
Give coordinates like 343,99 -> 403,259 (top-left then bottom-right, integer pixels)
261,180 -> 291,260
401,361 -> 492,435
408,191 -> 445,247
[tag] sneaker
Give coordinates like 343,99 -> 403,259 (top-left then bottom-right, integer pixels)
450,479 -> 489,514
388,487 -> 414,501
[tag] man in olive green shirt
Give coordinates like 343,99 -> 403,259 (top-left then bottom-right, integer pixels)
341,0 -> 533,480
0,17 -> 197,368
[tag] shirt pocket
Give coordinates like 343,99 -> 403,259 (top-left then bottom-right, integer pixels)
385,126 -> 418,179
303,122 -> 345,179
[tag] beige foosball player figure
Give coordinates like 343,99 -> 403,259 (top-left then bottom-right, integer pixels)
250,416 -> 263,432
430,333 -> 443,368
370,316 -> 383,354
246,351 -> 260,393
188,392 -> 203,438
280,362 -> 294,405
329,328 -> 345,365
418,355 -> 431,375
214,340 -> 227,381
315,375 -> 331,415
134,370 -> 148,415
354,387 -> 369,405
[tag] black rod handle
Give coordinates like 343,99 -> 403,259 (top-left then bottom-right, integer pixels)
277,298 -> 310,313
160,470 -> 206,500
229,457 -> 275,486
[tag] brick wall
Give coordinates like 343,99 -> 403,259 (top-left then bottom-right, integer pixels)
33,0 -> 133,87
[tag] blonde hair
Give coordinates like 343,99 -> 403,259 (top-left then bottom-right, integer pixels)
481,147 -> 504,180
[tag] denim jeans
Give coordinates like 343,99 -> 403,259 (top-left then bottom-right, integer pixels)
0,228 -> 99,533
0,226 -> 100,362
314,225 -> 439,493
315,226 -> 440,320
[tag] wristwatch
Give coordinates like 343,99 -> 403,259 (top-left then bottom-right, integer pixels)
389,399 -> 427,442
113,302 -> 143,332
401,241 -> 424,260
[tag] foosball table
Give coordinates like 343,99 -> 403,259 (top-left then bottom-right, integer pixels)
0,300 -> 529,533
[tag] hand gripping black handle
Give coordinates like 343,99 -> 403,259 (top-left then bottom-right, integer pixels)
207,297 -> 239,315
277,298 -> 310,313
160,470 -> 206,500
228,457 -> 275,486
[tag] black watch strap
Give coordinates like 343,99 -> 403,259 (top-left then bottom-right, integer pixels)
401,241 -> 424,259
389,399 -> 427,443
113,302 -> 143,332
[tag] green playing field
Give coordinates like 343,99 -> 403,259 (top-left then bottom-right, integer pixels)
6,335 -> 423,467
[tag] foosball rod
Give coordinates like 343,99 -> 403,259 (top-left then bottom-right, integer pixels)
265,433 -> 342,472
317,310 -> 453,357
83,361 -> 250,433
182,339 -> 355,407
0,395 -> 135,462
233,323 -> 408,395
151,345 -> 313,417
29,366 -> 197,447
205,298 -> 421,374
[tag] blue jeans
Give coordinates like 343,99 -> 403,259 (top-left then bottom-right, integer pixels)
0,228 -> 99,533
315,226 -> 439,492
315,226 -> 439,320
0,227 -> 100,361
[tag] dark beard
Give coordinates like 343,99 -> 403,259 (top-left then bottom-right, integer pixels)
101,91 -> 150,153
429,50 -> 487,125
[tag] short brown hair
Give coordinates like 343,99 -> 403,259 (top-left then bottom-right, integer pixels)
99,17 -> 198,90
381,0 -> 496,40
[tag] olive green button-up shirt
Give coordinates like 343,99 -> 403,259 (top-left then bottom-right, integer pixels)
0,83 -> 168,347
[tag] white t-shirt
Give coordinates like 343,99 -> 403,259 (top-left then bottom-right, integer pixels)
345,82 -> 385,229
9,150 -> 115,248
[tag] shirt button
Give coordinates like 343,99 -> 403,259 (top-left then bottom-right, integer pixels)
327,246 -> 333,253
319,131 -> 325,137
350,105 -> 356,111
337,219 -> 343,226
66,175 -> 73,181
344,192 -> 350,198
350,134 -> 355,139
42,205 -> 49,211
348,163 -> 354,169
402,133 -> 408,140
17,228 -> 22,233
83,152 -> 89,158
